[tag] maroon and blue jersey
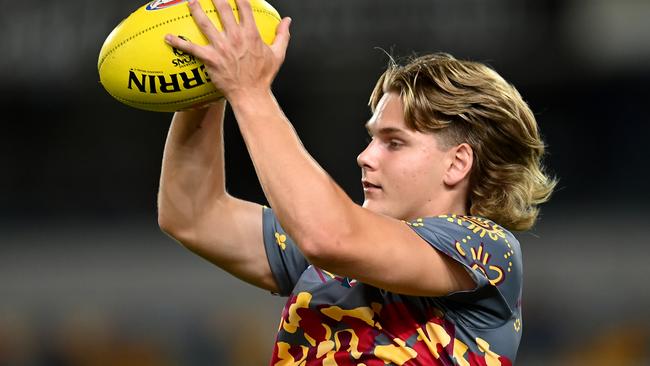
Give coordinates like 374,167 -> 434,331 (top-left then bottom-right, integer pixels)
263,207 -> 522,365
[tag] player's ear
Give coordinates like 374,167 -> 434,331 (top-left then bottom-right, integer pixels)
443,143 -> 473,186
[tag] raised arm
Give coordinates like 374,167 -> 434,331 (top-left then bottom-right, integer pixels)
157,100 -> 278,292
164,0 -> 474,297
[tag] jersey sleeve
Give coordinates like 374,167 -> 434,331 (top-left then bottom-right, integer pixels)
407,215 -> 522,323
262,206 -> 310,296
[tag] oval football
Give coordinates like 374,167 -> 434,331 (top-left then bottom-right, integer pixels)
98,0 -> 281,112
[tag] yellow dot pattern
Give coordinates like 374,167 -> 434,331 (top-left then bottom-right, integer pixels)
275,232 -> 287,250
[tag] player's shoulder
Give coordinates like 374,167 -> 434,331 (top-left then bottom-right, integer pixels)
405,214 -> 518,248
407,214 -> 522,291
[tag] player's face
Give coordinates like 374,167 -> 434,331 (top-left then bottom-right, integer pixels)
357,91 -> 451,220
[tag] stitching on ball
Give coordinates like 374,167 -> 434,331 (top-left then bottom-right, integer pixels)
98,6 -> 280,72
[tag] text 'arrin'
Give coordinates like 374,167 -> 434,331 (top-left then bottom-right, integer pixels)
127,65 -> 211,94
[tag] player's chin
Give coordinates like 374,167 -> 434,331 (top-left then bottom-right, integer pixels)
361,198 -> 378,212
362,199 -> 391,217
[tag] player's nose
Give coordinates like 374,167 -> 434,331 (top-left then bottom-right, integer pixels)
357,141 -> 377,170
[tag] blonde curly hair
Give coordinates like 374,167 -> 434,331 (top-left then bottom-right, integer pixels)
369,53 -> 556,231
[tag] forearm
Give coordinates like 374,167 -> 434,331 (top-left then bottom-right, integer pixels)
228,90 -> 356,249
158,100 -> 228,232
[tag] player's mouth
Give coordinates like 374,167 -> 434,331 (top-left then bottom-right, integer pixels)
362,180 -> 382,192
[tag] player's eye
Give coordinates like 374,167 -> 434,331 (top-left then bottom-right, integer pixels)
387,139 -> 403,150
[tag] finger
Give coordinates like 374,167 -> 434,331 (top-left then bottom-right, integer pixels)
270,17 -> 291,57
234,0 -> 255,28
186,0 -> 222,44
165,34 -> 209,60
211,0 -> 238,33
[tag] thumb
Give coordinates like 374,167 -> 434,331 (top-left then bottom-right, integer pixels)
271,17 -> 291,57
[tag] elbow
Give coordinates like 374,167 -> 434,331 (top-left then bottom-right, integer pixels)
157,207 -> 176,236
298,228 -> 351,269
295,208 -> 359,268
300,240 -> 334,269
157,196 -> 174,235
157,210 -> 194,246
157,213 -> 174,237
156,191 -> 194,243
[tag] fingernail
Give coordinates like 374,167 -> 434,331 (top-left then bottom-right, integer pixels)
164,34 -> 172,43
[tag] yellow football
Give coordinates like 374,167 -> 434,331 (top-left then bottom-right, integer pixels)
98,0 -> 281,112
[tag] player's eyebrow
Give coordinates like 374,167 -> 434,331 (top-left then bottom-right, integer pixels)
365,122 -> 408,137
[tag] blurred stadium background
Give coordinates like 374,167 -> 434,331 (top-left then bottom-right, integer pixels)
2,0 -> 650,364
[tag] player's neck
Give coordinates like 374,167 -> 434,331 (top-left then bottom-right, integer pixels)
404,199 -> 468,221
